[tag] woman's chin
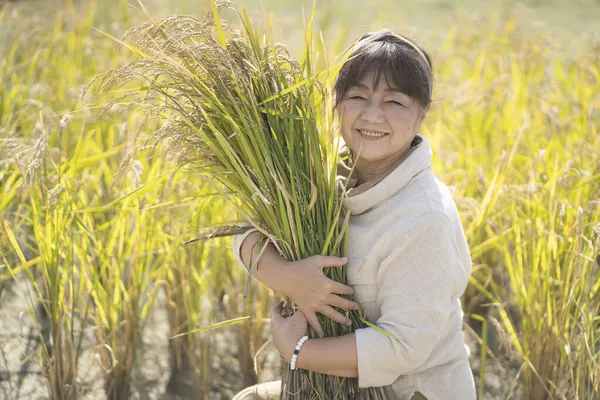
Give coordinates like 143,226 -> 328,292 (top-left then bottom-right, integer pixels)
351,151 -> 386,165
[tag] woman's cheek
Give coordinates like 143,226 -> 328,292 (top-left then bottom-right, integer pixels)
341,108 -> 357,136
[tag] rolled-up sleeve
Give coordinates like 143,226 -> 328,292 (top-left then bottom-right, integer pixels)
231,224 -> 258,272
355,211 -> 461,388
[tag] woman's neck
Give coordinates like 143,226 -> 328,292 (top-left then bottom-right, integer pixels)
354,148 -> 410,186
355,163 -> 394,186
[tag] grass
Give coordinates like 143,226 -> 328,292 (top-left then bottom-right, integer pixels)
0,0 -> 598,399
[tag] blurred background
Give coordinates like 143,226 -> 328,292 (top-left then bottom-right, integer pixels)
0,0 -> 599,399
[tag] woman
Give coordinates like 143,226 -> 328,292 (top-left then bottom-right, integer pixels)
231,29 -> 477,400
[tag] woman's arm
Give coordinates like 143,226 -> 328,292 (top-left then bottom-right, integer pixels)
270,301 -> 358,377
296,334 -> 359,377
235,231 -> 358,336
352,211 -> 465,387
238,231 -> 292,293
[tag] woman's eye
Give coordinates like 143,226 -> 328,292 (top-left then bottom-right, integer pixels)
348,96 -> 366,100
386,100 -> 404,106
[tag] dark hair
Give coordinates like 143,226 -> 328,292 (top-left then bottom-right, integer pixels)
334,29 -> 433,109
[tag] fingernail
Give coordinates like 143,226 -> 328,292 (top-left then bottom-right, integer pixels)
346,321 -> 352,326
341,257 -> 348,262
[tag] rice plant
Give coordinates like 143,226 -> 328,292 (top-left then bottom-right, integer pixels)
430,16 -> 600,399
83,1 -> 386,397
160,184 -> 245,397
1,103 -> 88,400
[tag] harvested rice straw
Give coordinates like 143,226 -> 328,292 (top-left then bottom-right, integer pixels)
85,1 -> 386,398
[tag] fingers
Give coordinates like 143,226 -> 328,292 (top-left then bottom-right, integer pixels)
313,255 -> 348,269
329,280 -> 354,296
319,305 -> 353,327
328,294 -> 359,312
305,311 -> 324,338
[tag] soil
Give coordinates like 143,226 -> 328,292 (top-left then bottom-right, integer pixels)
0,279 -> 525,400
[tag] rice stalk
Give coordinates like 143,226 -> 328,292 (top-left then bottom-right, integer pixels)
162,187 -> 241,398
84,1 -> 384,398
1,107 -> 87,400
81,156 -> 167,400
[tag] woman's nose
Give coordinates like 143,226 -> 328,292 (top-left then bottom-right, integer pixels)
360,102 -> 385,123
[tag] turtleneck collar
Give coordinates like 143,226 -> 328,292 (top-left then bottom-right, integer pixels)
336,134 -> 432,215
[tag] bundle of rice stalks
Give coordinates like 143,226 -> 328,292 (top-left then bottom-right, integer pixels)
84,1 -> 385,398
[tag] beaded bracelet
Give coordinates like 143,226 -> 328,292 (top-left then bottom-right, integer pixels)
290,335 -> 309,370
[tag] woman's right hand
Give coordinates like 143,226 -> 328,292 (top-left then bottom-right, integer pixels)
238,231 -> 357,337
280,255 -> 358,338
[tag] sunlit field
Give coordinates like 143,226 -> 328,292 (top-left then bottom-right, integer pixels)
0,0 -> 599,399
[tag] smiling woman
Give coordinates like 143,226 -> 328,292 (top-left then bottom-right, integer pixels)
335,31 -> 433,185
337,69 -> 428,185
232,30 -> 477,400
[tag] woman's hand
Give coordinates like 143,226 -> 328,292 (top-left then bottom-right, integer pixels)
270,301 -> 308,363
239,232 -> 357,337
240,232 -> 358,337
281,255 -> 359,338
271,301 -> 359,378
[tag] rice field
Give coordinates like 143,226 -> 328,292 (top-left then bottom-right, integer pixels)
0,0 -> 599,399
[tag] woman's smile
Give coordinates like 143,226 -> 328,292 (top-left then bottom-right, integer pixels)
357,129 -> 389,140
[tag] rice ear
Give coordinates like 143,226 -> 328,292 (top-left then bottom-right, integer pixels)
183,223 -> 256,244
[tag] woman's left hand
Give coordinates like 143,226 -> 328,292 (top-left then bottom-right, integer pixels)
270,301 -> 309,363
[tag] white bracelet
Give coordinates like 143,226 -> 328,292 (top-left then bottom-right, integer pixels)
289,335 -> 309,370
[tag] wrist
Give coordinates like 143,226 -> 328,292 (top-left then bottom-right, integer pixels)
272,260 -> 293,294
289,335 -> 309,369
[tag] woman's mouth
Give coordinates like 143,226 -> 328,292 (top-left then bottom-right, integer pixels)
358,129 -> 389,140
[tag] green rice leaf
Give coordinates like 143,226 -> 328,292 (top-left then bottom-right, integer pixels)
359,317 -> 402,342
211,0 -> 226,48
170,316 -> 250,339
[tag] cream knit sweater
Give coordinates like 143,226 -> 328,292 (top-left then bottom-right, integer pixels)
232,135 -> 477,400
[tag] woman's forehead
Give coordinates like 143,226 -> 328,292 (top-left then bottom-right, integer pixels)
349,70 -> 409,97
352,69 -> 399,90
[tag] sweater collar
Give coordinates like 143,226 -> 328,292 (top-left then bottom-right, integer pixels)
336,134 -> 432,215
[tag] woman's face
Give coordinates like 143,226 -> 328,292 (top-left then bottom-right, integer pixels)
337,68 -> 429,169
